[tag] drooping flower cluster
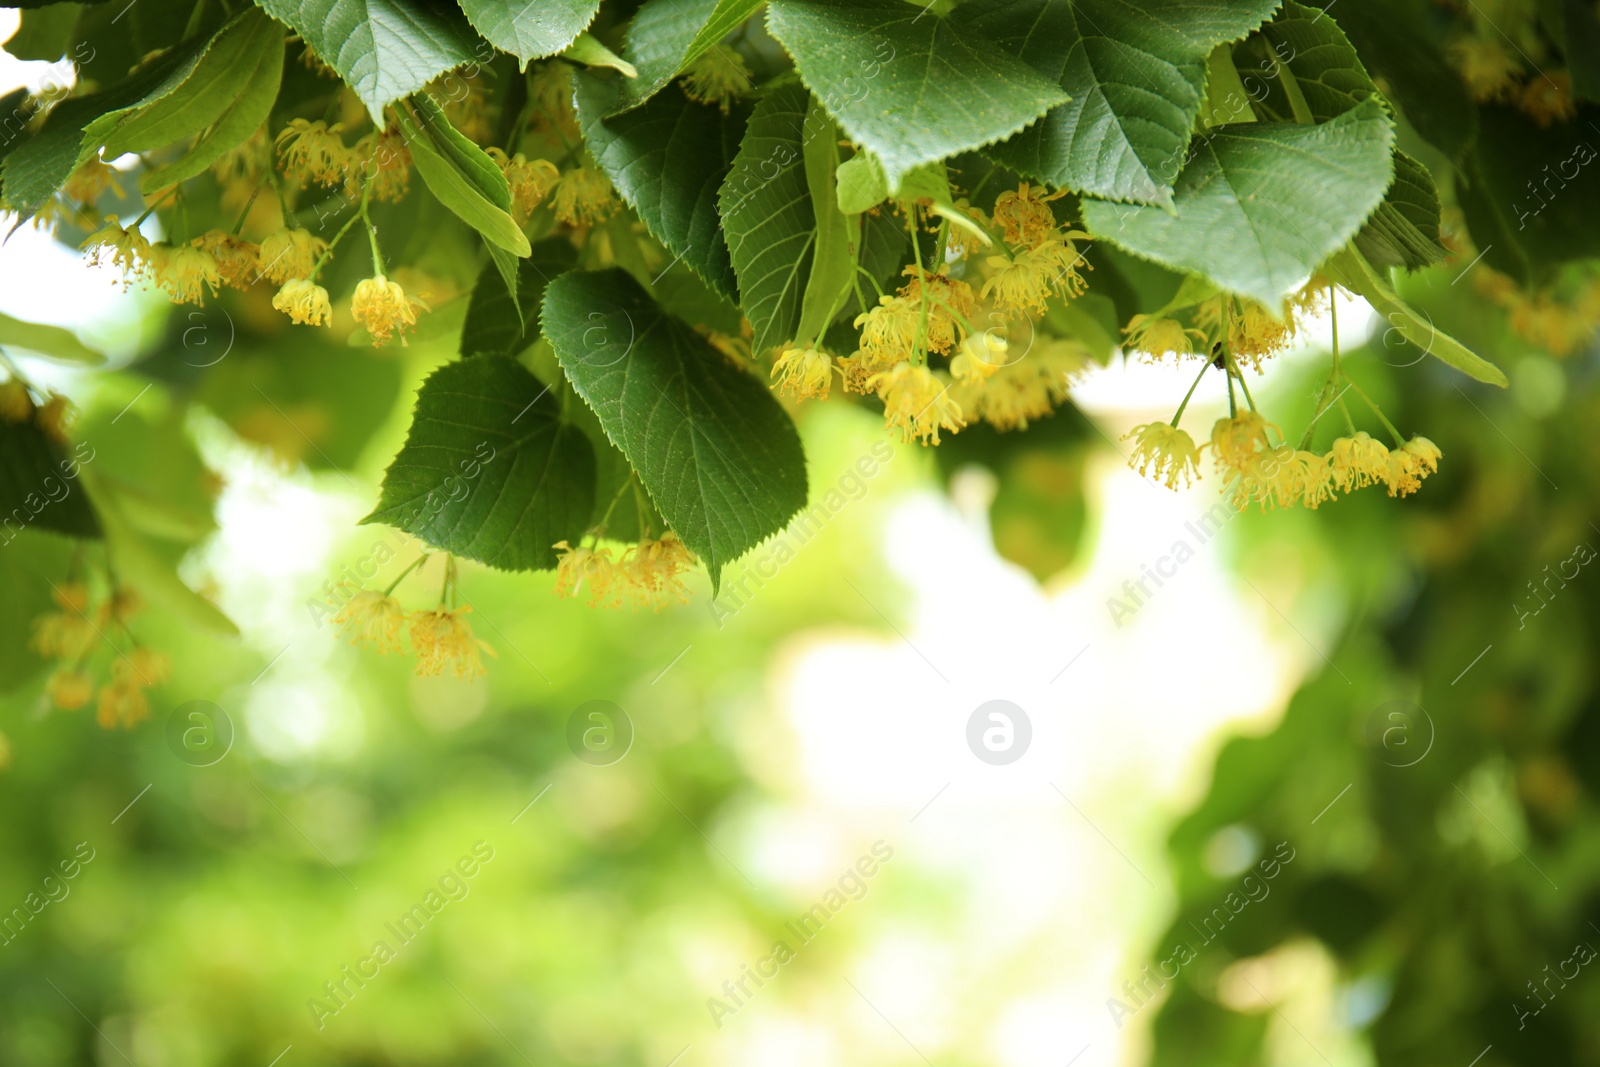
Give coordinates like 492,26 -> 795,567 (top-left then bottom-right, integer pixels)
30,583 -> 169,729
1473,268 -> 1600,357
553,534 -> 697,610
772,183 -> 1095,444
331,579 -> 494,680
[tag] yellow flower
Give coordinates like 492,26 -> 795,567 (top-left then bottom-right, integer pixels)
1209,411 -> 1276,474
1229,443 -> 1297,511
1126,422 -> 1201,489
897,265 -> 975,354
62,157 -> 120,204
554,542 -> 622,607
552,166 -> 620,226
0,380 -> 33,423
944,201 -> 992,259
959,340 -> 1086,431
114,648 -> 171,687
212,125 -> 272,184
869,362 -> 965,445
771,345 -> 834,401
488,149 -> 561,222
1384,436 -> 1441,497
854,295 -> 922,363
1123,314 -> 1204,361
1509,294 -> 1590,356
1328,431 -> 1390,491
1519,71 -> 1575,128
272,278 -> 334,327
96,680 -> 149,729
622,533 -> 697,609
196,230 -> 261,290
1450,38 -> 1520,102
1279,449 -> 1335,509
981,233 -> 1089,314
992,182 -> 1064,246
950,332 -> 1008,385
1229,299 -> 1295,368
150,243 -> 222,304
275,119 -> 350,186
351,275 -> 422,346
31,584 -> 96,660
82,216 -> 153,280
333,587 -> 408,653
100,587 -> 142,627
409,607 -> 492,680
680,47 -> 754,111
258,227 -> 329,285
346,127 -> 412,202
530,61 -> 580,132
47,668 -> 94,711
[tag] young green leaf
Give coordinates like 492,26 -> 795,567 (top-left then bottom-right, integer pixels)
963,0 -> 1280,207
609,0 -> 754,113
542,268 -> 808,590
100,8 -> 281,159
0,312 -> 105,365
395,94 -> 531,274
459,239 -> 578,358
562,33 -> 638,77
1326,247 -> 1507,387
460,0 -> 600,67
254,0 -> 483,121
138,24 -> 285,193
365,356 -> 597,571
1082,100 -> 1396,306
575,76 -> 744,301
766,0 -> 1070,189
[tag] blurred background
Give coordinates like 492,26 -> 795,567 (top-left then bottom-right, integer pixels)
4,11 -> 1599,1067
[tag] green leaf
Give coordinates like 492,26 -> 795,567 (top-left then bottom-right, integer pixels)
78,466 -> 239,636
609,0 -> 720,112
542,268 -> 808,590
1082,99 -> 1396,305
719,80 -> 815,354
4,6 -> 81,62
0,312 -> 104,365
1467,103 -> 1600,277
0,418 -> 100,539
681,0 -> 765,70
1326,247 -> 1507,387
1354,150 -> 1448,271
459,239 -> 578,358
365,356 -> 597,571
967,0 -> 1280,207
395,93 -> 531,260
796,98 -> 857,346
576,75 -> 744,302
138,21 -> 285,192
253,0 -> 482,121
2,39 -> 209,218
460,0 -> 599,66
561,32 -> 637,78
766,0 -> 1070,189
100,8 -> 281,159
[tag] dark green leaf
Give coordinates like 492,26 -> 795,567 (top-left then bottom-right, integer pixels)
460,0 -> 599,66
0,418 -> 100,539
542,268 -> 808,590
1467,103 -> 1600,278
1082,99 -> 1396,305
576,75 -> 744,302
610,0 -> 720,112
969,0 -> 1280,207
365,356 -> 597,571
766,0 -> 1070,189
254,0 -> 483,121
459,239 -> 578,358
1355,150 -> 1448,270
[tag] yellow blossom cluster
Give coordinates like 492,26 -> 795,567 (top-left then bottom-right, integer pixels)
681,48 -> 754,111
1127,412 -> 1441,508
332,584 -> 493,680
30,583 -> 169,729
553,534 -> 697,610
1474,268 -> 1600,357
1,378 -> 73,443
774,183 -> 1094,444
1446,39 -> 1576,126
